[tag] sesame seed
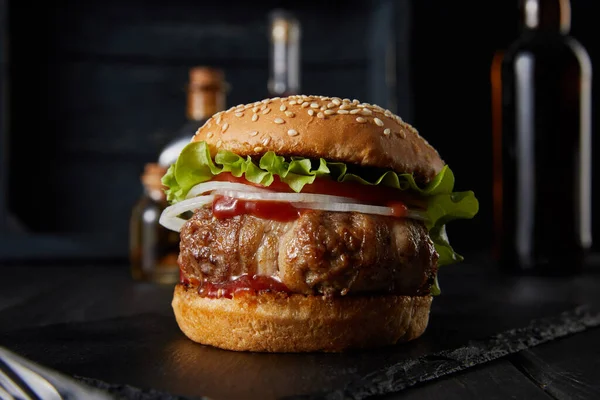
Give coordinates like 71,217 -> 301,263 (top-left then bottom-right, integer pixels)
361,108 -> 373,115
339,104 -> 351,110
384,128 -> 391,135
252,114 -> 259,122
374,117 -> 384,127
235,112 -> 244,117
352,99 -> 359,104
216,140 -> 223,147
350,109 -> 360,114
252,107 -> 259,113
254,146 -> 263,152
399,131 -> 407,139
289,100 -> 297,105
308,109 -> 315,116
249,131 -> 258,136
356,117 -> 366,123
317,112 -> 325,119
287,129 -> 298,136
244,104 -> 252,109
274,118 -> 284,124
262,99 -> 270,104
384,109 -> 392,117
207,132 -> 214,138
285,111 -> 295,117
262,108 -> 271,115
262,137 -> 271,146
332,98 -> 341,106
357,104 -> 365,108
221,122 -> 229,132
301,102 -> 310,108
215,115 -> 222,124
327,103 -> 335,109
337,109 -> 349,114
280,105 -> 287,111
260,105 -> 267,111
343,98 -> 351,102
324,109 -> 335,115
253,101 -> 261,106
310,103 -> 319,109
272,97 -> 280,101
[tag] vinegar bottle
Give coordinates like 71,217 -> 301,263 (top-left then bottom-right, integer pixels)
129,163 -> 180,284
267,9 -> 301,97
492,0 -> 593,274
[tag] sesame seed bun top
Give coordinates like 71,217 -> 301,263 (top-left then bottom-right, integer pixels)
191,94 -> 445,184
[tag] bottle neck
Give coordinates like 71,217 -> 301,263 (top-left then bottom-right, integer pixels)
268,12 -> 301,96
520,0 -> 571,33
141,163 -> 168,203
186,86 -> 225,121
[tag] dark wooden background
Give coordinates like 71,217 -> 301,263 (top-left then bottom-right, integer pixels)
0,0 -> 598,263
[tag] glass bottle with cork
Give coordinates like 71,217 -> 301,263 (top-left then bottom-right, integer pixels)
129,163 -> 180,284
158,66 -> 227,167
131,66 -> 227,283
491,0 -> 593,275
267,9 -> 301,97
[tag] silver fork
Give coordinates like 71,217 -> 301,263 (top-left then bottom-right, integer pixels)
0,347 -> 111,400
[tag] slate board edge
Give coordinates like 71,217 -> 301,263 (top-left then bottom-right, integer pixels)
283,304 -> 600,400
73,375 -> 202,400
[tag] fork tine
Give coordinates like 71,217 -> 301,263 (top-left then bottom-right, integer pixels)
0,383 -> 17,400
0,353 -> 62,400
0,362 -> 34,400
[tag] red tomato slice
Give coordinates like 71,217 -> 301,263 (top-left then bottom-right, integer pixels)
211,172 -> 425,208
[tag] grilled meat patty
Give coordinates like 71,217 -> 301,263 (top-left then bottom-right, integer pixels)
178,208 -> 438,296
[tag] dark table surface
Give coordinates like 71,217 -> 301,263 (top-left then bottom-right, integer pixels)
1,253 -> 600,400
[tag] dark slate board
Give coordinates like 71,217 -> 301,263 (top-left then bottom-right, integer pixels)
510,328 -> 600,400
379,359 -> 551,400
1,306 -> 598,400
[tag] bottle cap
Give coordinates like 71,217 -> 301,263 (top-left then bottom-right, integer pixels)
141,163 -> 168,200
188,67 -> 225,90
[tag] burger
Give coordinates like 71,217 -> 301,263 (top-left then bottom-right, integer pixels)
159,95 -> 478,352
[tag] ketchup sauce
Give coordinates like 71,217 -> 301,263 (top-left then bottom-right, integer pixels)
199,275 -> 290,299
212,195 -> 300,222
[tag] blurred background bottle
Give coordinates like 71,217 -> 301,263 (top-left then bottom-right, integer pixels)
131,67 -> 226,284
158,66 -> 227,167
267,9 -> 301,97
491,0 -> 592,275
129,163 -> 180,284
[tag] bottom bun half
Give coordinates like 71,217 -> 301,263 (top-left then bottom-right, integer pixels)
172,284 -> 432,353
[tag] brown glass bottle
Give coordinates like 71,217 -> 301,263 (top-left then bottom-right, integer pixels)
129,163 -> 181,284
492,0 -> 592,275
267,9 -> 301,97
158,67 -> 227,167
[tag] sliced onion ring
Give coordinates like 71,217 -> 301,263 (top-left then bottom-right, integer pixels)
159,195 -> 215,232
214,189 -> 359,205
292,201 -> 389,217
290,202 -> 427,221
161,183 -> 429,232
186,181 -> 268,199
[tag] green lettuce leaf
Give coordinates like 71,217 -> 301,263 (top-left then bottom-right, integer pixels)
162,141 -> 479,295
